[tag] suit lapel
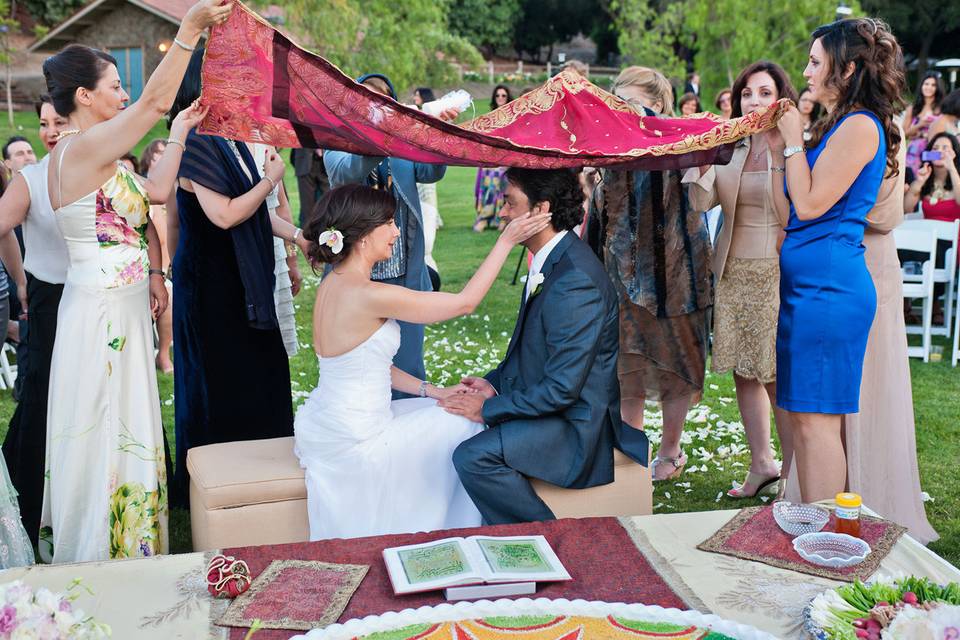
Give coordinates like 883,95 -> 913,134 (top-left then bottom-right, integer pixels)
503,233 -> 575,362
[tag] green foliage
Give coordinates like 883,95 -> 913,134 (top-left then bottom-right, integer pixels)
861,0 -> 960,73
513,0 -> 604,62
265,0 -> 483,95
448,0 -> 521,58
611,0 -> 691,83
20,0 -> 84,26
612,0 -> 860,107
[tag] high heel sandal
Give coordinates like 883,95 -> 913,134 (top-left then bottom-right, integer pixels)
727,471 -> 780,499
650,451 -> 687,483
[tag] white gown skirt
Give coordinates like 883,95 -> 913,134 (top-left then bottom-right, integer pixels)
294,396 -> 483,540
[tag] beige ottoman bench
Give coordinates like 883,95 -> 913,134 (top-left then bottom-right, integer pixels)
187,436 -> 651,551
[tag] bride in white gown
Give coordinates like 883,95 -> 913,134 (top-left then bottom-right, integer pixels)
295,183 -> 550,540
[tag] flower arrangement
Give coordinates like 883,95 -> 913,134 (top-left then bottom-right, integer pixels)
807,577 -> 960,640
0,579 -> 110,639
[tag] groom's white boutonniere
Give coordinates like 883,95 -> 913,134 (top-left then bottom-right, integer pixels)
528,272 -> 546,299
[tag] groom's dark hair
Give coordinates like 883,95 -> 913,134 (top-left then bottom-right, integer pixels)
504,168 -> 585,232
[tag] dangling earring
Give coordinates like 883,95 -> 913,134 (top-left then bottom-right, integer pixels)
362,239 -> 367,247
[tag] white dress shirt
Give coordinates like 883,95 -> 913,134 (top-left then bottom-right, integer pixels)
525,230 -> 567,301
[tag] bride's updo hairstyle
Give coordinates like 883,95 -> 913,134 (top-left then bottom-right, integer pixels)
43,44 -> 118,117
304,184 -> 397,266
807,18 -> 906,177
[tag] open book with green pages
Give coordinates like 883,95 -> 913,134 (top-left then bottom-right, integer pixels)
383,535 -> 572,597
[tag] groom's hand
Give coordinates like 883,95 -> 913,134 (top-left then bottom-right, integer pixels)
459,376 -> 497,399
439,393 -> 485,424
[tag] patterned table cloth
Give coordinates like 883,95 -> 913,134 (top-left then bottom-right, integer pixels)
2,510 -> 956,639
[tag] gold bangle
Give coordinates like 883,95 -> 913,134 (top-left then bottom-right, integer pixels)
284,242 -> 297,258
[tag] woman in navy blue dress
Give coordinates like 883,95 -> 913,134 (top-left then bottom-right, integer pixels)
775,18 -> 906,502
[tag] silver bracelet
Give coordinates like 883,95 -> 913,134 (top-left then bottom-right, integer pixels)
173,37 -> 196,52
292,227 -> 303,243
771,166 -> 786,173
166,138 -> 186,151
418,380 -> 429,398
262,175 -> 277,190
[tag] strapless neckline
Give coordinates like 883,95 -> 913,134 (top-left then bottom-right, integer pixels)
316,319 -> 396,360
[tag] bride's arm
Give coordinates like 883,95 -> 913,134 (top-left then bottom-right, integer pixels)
390,366 -> 450,399
361,212 -> 551,325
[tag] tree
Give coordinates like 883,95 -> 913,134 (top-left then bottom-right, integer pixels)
613,0 -> 859,105
448,0 -> 521,59
266,0 -> 483,94
513,0 -> 603,62
21,0 -> 84,25
861,0 -> 960,80
1,0 -> 22,127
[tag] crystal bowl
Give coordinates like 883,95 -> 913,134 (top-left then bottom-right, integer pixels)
772,502 -> 830,537
793,532 -> 871,568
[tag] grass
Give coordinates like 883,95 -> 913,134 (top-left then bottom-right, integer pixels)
0,109 -> 956,566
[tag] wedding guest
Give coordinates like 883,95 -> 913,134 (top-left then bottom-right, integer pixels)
119,152 -> 139,174
140,139 -> 174,372
797,87 -> 822,141
715,88 -> 733,119
473,85 -> 513,232
776,17 -> 906,503
927,89 -> 959,140
684,60 -> 797,499
785,134 -> 939,544
35,0 -> 230,563
324,72 -> 453,393
685,72 -> 700,97
678,92 -> 701,116
588,66 -> 709,482
412,87 -> 435,107
903,71 -> 944,174
0,95 -> 68,543
902,133 -> 960,324
170,46 -> 309,507
252,142 -> 302,356
290,147 -> 329,227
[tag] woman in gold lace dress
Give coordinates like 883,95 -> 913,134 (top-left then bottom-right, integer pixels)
684,61 -> 797,498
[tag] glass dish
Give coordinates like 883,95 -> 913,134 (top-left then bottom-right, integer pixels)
793,532 -> 871,568
773,502 -> 830,537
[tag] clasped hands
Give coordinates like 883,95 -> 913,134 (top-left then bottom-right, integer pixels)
436,376 -> 495,424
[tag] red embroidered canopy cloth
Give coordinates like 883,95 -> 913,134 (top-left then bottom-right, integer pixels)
198,2 -> 787,170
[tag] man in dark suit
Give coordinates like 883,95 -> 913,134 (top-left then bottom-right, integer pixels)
441,168 -> 649,524
684,72 -> 700,97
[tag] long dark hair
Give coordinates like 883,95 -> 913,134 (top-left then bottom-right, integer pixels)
168,45 -> 205,129
490,85 -> 512,110
920,133 -> 960,198
910,71 -> 945,119
42,44 -> 118,117
806,18 -> 906,177
730,60 -> 798,119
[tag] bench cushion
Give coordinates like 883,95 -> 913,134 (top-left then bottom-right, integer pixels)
186,437 -> 305,511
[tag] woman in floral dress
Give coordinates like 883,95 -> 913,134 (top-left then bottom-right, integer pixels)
37,1 -> 230,563
473,86 -> 512,231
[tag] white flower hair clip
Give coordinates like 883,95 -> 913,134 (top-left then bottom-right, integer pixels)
318,228 -> 345,255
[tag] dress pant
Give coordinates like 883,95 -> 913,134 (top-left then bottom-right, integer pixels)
2,275 -> 63,543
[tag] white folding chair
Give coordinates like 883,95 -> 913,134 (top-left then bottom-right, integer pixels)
953,289 -> 960,366
895,226 -> 937,361
0,342 -> 17,390
899,218 -> 959,337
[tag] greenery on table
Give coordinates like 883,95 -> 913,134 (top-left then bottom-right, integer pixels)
0,110 -> 956,567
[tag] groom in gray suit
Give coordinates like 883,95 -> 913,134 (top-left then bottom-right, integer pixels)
441,168 -> 649,524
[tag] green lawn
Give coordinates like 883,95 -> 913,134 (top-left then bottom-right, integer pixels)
0,109 -> 956,566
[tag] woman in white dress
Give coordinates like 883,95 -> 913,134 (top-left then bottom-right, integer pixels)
295,184 -> 550,540
37,1 -> 231,563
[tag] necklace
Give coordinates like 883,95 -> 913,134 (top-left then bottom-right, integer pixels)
56,129 -> 82,140
930,181 -> 947,205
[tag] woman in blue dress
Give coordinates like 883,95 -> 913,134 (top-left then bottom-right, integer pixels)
775,18 -> 906,502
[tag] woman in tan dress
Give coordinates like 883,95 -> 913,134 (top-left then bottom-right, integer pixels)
785,136 -> 938,544
684,61 -> 797,498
